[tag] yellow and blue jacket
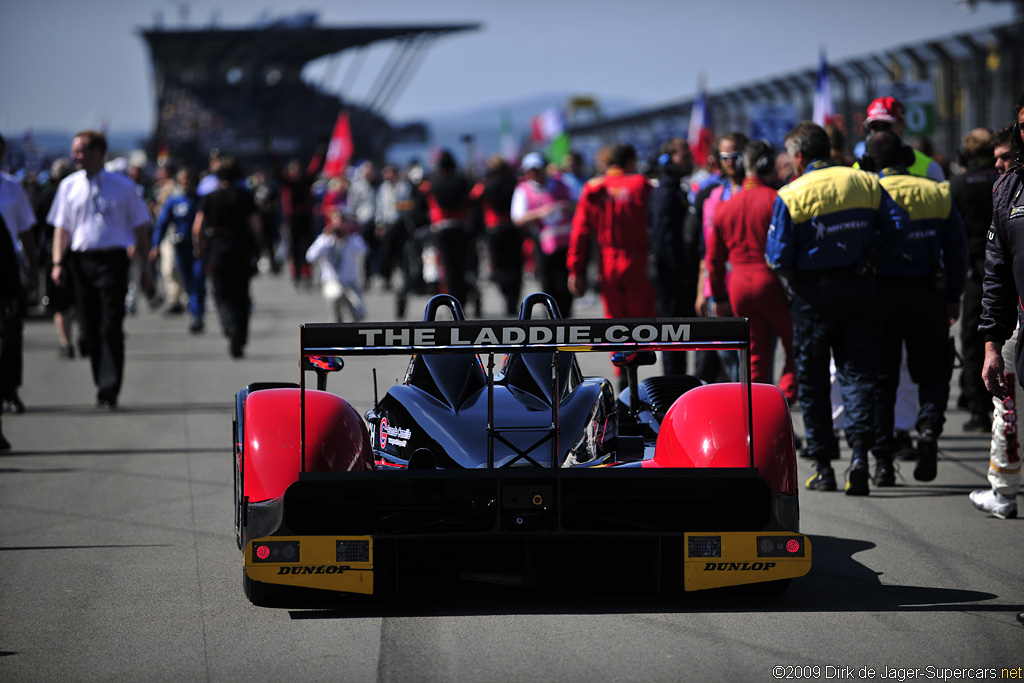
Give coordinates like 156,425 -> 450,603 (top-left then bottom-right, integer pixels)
766,159 -> 908,275
876,169 -> 967,301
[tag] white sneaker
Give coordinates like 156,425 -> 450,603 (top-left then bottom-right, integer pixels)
969,489 -> 1018,519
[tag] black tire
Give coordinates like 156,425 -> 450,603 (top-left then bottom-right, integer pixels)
243,568 -> 283,607
232,415 -> 243,550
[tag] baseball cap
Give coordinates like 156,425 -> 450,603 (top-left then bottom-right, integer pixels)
520,152 -> 546,172
865,97 -> 905,125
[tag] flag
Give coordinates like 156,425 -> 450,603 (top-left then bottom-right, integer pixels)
812,48 -> 834,128
530,108 -> 565,145
546,132 -> 570,167
499,110 -> 518,164
687,76 -> 713,166
323,111 -> 353,178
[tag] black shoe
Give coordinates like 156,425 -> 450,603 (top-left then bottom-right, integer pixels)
894,430 -> 917,461
5,394 -> 25,414
58,345 -> 75,359
914,430 -> 938,481
188,318 -> 205,334
845,460 -> 870,496
963,413 -> 991,434
872,459 -> 896,487
164,302 -> 185,316
0,431 -> 10,450
805,467 -> 837,491
229,341 -> 245,359
1017,611 -> 1024,626
96,398 -> 118,410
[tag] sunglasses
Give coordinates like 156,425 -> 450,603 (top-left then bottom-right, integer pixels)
719,152 -> 743,162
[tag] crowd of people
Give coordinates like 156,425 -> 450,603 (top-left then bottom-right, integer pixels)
1,95 -> 1022,541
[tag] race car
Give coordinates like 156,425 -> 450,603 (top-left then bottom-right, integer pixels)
233,293 -> 810,606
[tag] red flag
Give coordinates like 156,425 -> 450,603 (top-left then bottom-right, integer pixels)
323,112 -> 353,177
687,78 -> 713,168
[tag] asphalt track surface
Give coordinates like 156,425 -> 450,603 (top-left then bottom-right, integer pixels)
1,272 -> 1021,683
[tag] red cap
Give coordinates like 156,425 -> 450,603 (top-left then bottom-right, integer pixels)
865,97 -> 905,124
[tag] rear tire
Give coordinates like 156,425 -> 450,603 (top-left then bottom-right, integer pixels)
243,568 -> 282,607
232,415 -> 243,550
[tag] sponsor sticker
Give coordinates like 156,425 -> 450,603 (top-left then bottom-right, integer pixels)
703,562 -> 777,571
353,322 -> 691,348
379,416 -> 411,449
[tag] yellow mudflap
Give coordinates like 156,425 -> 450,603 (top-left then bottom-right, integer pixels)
244,536 -> 374,595
683,532 -> 811,591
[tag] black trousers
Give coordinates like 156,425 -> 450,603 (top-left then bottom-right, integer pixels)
288,215 -> 314,282
69,249 -> 129,402
207,240 -> 253,350
0,307 -> 23,399
960,257 -> 991,414
652,256 -> 697,376
873,282 -> 952,455
535,245 -> 572,319
436,223 -> 470,309
378,221 -> 409,288
488,222 -> 524,315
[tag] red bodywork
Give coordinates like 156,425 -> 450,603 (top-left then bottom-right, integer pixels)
242,388 -> 372,502
648,383 -> 797,496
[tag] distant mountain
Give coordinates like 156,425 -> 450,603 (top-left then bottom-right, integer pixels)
5,93 -> 643,173
3,129 -> 152,171
387,92 -> 645,167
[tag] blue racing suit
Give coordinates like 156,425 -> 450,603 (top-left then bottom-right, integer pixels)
766,159 -> 909,463
154,191 -> 206,321
872,169 -> 967,456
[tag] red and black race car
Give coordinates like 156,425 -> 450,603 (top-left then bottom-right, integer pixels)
233,293 -> 810,606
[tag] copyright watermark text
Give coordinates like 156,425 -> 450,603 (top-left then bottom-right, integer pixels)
771,666 -> 1023,680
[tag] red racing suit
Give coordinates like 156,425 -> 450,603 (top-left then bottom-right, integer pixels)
567,167 -> 657,319
706,177 -> 797,401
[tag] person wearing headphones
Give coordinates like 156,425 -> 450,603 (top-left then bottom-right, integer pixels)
977,94 -> 1024,522
706,139 -> 797,404
648,138 -> 696,376
864,130 -> 967,488
856,97 -> 945,182
766,122 -> 909,496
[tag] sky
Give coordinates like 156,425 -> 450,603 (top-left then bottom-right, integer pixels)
0,0 -> 1017,138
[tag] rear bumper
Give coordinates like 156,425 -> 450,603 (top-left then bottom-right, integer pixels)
242,468 -> 809,596
244,530 -> 811,594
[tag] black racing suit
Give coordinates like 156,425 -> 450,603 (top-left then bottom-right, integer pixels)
951,161 -> 1001,416
980,168 -> 1024,377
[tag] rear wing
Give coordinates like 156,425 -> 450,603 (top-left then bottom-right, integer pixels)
298,316 -> 753,469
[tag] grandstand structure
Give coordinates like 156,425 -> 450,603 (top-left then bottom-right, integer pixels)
140,13 -> 479,168
568,18 -> 1023,165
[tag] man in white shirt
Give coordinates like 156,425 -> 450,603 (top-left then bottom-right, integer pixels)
0,134 -> 37,414
48,131 -> 150,409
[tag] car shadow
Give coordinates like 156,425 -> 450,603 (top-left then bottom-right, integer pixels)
1,447 -> 222,458
281,534 -> 1007,619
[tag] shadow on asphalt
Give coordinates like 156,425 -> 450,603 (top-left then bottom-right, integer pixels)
0,544 -> 172,552
0,447 -> 222,457
864,483 -> 989,498
264,534 -> 1010,620
10,402 -> 229,416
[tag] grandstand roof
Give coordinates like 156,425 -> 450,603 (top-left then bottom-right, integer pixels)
141,22 -> 480,67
